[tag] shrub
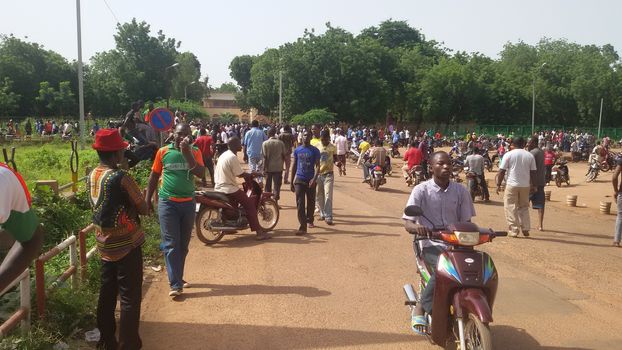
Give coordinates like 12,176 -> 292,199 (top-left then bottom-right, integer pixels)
290,108 -> 335,126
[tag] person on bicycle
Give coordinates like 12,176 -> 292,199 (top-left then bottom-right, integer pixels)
402,151 -> 476,335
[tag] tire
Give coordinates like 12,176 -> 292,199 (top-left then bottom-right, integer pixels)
373,179 -> 380,191
195,208 -> 225,244
586,170 -> 596,183
257,199 -> 279,231
555,176 -> 562,187
601,162 -> 610,172
463,313 -> 493,350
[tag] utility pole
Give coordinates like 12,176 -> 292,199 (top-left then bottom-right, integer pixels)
597,98 -> 604,139
279,70 -> 283,125
76,0 -> 85,148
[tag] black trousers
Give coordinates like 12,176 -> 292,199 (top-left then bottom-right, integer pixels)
97,246 -> 143,350
203,156 -> 215,186
265,171 -> 283,201
294,180 -> 316,231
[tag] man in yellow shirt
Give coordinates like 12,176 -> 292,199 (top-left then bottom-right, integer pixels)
358,137 -> 371,182
310,124 -> 321,147
316,130 -> 337,225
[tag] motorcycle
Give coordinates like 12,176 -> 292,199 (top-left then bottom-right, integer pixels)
391,143 -> 401,158
385,155 -> 393,176
551,160 -> 570,187
368,164 -> 386,191
348,144 -> 361,163
403,205 -> 507,350
482,152 -> 493,173
585,158 -> 600,183
407,164 -> 427,187
194,176 -> 279,244
464,168 -> 485,201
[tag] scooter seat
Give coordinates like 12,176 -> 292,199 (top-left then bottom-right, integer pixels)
198,191 -> 230,203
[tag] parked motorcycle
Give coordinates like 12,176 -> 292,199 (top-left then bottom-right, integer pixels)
194,176 -> 279,244
551,160 -> 570,187
403,205 -> 507,350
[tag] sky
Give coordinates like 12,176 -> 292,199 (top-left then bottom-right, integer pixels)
1,0 -> 621,86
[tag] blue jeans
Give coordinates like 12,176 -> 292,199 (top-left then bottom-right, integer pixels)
615,195 -> 622,243
158,199 -> 195,290
316,173 -> 334,220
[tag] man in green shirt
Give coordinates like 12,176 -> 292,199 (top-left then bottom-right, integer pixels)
146,123 -> 205,297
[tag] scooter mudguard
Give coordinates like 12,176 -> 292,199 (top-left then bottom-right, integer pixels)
455,288 -> 493,323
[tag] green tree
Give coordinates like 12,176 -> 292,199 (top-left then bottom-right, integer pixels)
0,77 -> 20,116
170,51 -> 204,101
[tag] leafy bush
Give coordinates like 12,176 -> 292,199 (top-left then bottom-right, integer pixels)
31,189 -> 91,250
290,108 -> 335,126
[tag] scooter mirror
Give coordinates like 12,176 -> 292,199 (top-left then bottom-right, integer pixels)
404,205 -> 423,217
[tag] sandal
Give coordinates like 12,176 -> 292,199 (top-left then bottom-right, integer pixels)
411,315 -> 428,335
613,242 -> 620,247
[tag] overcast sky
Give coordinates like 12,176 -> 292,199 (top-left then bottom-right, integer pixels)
2,0 -> 620,86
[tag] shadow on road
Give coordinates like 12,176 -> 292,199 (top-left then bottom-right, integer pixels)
178,283 -> 331,299
140,322 -> 421,349
546,229 -> 612,240
492,325 -> 591,350
531,236 -> 611,248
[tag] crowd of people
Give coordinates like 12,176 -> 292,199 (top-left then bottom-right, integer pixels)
2,101 -> 622,348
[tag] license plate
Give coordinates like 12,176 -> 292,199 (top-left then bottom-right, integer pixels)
551,171 -> 557,175
374,171 -> 383,175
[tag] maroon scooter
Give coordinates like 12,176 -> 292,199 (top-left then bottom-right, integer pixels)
403,205 -> 507,349
194,176 -> 279,244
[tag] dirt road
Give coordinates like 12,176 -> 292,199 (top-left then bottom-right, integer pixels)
139,153 -> 622,350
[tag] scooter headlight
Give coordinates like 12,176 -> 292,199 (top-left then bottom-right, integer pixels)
454,231 -> 480,246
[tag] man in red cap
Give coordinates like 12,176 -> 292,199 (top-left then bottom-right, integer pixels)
87,129 -> 148,350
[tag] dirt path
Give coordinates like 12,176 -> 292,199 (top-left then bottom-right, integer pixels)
139,152 -> 622,349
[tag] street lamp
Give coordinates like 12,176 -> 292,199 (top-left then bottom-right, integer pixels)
531,62 -> 547,136
165,63 -> 180,109
184,81 -> 197,101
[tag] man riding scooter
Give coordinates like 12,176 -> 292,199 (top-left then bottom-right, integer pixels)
402,140 -> 423,186
465,147 -> 490,202
363,139 -> 387,182
213,137 -> 270,241
402,151 -> 476,334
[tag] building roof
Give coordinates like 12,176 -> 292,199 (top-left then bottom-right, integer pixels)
207,92 -> 236,101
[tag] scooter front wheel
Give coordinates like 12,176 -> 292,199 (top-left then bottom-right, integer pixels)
463,313 -> 493,350
195,208 -> 226,244
258,199 -> 279,231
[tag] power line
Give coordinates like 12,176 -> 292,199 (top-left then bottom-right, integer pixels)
102,0 -> 120,24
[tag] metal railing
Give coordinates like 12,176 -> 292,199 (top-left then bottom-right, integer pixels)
0,268 -> 31,338
33,223 -> 97,318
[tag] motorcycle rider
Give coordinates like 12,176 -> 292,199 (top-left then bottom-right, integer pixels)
402,151 -> 476,335
402,140 -> 423,186
214,137 -> 270,241
363,139 -> 387,181
465,147 -> 490,202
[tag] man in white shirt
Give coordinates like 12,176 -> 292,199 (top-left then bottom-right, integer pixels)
214,137 -> 269,241
334,129 -> 348,176
497,137 -> 537,237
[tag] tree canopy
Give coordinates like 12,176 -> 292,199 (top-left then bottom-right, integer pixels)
229,20 -> 622,127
